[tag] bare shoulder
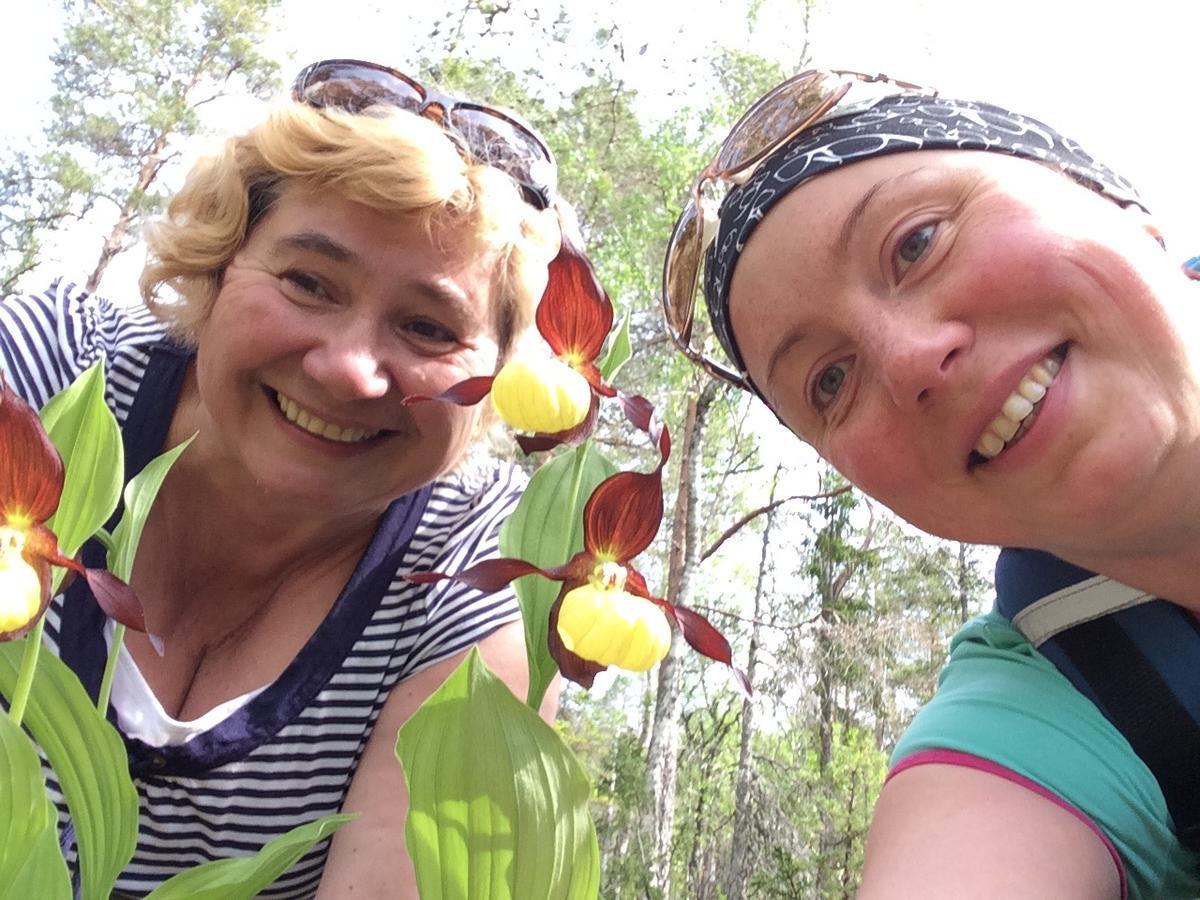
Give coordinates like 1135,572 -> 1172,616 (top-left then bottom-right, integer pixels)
858,763 -> 1122,900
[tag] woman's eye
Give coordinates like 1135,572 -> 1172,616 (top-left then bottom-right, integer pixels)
811,359 -> 851,410
894,223 -> 936,277
405,319 -> 459,346
280,270 -> 329,301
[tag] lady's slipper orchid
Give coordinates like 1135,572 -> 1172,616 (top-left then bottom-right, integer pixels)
408,421 -> 751,694
0,379 -> 146,641
404,236 -> 647,453
489,355 -> 593,436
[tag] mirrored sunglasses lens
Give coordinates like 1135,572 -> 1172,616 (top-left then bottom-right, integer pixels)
450,107 -> 556,196
300,64 -> 425,115
664,204 -> 704,342
714,70 -> 845,174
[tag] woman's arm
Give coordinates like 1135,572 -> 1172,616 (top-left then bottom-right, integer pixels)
858,763 -> 1122,899
315,620 -> 560,899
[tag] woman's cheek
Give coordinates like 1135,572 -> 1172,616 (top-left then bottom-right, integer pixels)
825,428 -> 911,511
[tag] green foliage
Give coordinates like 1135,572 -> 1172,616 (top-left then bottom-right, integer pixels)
0,711 -> 71,899
500,445 -> 616,708
0,644 -> 138,900
108,434 -> 194,581
1,0 -> 282,291
39,360 -> 124,588
396,648 -> 600,900
143,814 -> 354,900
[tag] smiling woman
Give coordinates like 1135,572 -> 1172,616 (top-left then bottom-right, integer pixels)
663,70 -> 1200,899
0,60 -> 564,898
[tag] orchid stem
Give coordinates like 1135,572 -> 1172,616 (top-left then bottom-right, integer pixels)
96,623 -> 125,714
8,618 -> 45,727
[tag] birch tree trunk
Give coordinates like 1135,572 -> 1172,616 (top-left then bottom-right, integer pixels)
643,378 -> 719,897
725,463 -> 783,900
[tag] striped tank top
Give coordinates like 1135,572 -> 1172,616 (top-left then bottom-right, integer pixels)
0,279 -> 524,897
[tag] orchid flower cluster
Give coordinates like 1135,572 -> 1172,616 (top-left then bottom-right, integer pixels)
405,235 -> 749,696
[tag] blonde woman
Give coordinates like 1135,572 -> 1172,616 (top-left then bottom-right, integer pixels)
2,59 -> 562,897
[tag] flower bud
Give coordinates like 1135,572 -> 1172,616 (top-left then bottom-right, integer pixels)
491,356 -> 591,435
557,582 -> 671,672
0,528 -> 42,635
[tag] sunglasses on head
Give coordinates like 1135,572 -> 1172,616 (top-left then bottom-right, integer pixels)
661,69 -> 933,392
291,58 -> 558,211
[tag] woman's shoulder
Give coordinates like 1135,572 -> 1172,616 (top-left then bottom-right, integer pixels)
0,277 -> 168,408
893,610 -> 1199,898
424,452 -> 528,525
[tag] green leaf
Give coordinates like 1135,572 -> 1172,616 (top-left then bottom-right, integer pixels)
39,361 -> 124,564
0,642 -> 137,900
108,435 -> 194,580
500,446 -> 615,708
396,649 -> 600,900
597,311 -> 631,383
144,814 -> 353,900
0,712 -> 72,900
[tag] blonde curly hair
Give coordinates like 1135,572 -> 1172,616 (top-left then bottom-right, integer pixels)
140,102 -> 561,357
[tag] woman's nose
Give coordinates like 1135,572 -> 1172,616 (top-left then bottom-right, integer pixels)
303,335 -> 391,401
873,317 -> 973,411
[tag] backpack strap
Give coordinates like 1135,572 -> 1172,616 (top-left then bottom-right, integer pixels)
1007,561 -> 1200,853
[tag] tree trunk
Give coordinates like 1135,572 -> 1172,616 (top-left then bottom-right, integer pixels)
726,464 -> 783,900
86,132 -> 170,292
643,378 -> 719,898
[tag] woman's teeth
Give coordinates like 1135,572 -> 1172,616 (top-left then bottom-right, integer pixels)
973,354 -> 1062,460
275,392 -> 378,443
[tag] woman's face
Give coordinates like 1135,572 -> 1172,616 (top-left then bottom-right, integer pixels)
729,150 -> 1200,552
191,185 -> 503,515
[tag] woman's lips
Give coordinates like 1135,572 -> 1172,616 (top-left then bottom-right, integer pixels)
970,344 -> 1067,465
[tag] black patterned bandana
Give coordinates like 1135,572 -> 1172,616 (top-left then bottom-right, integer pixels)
703,92 -> 1147,374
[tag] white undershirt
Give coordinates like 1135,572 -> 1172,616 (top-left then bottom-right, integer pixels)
105,620 -> 265,746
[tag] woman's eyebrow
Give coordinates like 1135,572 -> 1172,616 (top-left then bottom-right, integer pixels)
766,325 -> 807,388
274,231 -> 357,263
837,167 -> 930,253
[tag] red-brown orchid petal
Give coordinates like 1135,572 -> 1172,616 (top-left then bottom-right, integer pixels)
0,379 -> 64,522
401,375 -> 495,407
514,394 -> 599,455
616,393 -> 671,467
23,524 -> 84,575
673,604 -> 752,697
0,557 -> 52,642
536,237 -> 614,363
85,568 -> 151,636
547,586 -> 607,689
575,361 -> 616,398
582,469 -> 663,562
404,557 -> 570,593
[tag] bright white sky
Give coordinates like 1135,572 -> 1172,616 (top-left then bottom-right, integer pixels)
6,0 -> 1197,294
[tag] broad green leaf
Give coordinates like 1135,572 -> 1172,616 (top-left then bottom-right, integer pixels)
145,813 -> 353,900
597,312 -> 631,383
500,445 -> 615,708
0,712 -> 71,900
39,361 -> 123,565
108,435 -> 194,580
396,649 -> 600,900
0,642 -> 137,900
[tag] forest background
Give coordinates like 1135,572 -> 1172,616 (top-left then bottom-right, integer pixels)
2,1 -> 1195,897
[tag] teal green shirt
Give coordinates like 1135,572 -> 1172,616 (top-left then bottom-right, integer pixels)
893,611 -> 1200,899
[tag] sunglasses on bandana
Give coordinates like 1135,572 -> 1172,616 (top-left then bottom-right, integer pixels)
661,69 -> 933,391
292,59 -> 558,211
